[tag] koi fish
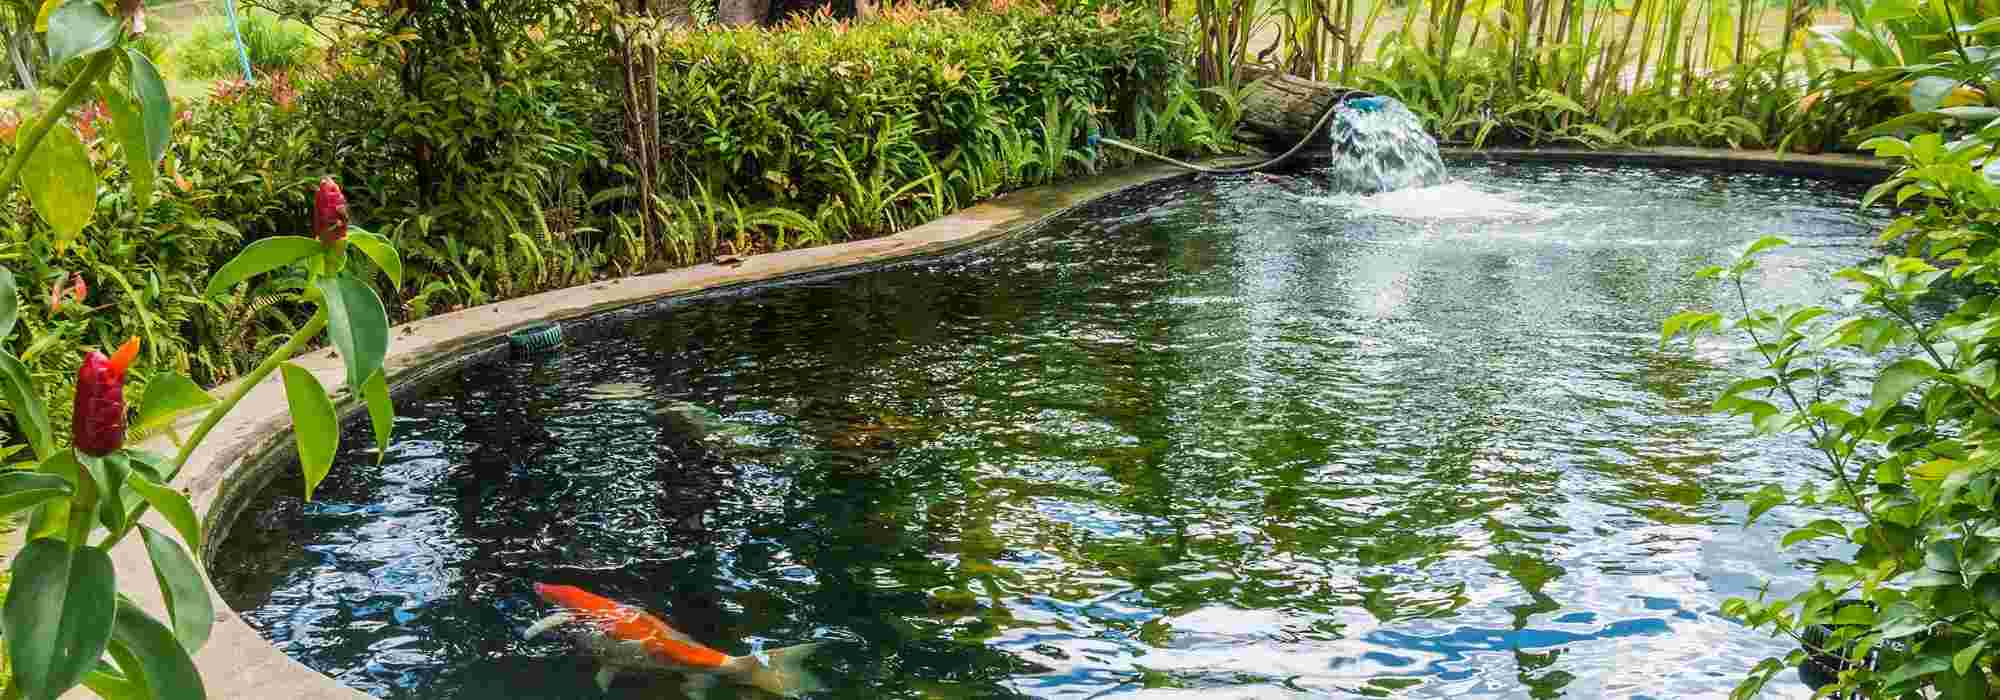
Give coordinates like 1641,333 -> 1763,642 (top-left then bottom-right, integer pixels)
524,583 -> 825,698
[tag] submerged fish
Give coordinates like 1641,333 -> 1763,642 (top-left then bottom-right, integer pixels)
585,382 -> 653,401
524,583 -> 825,698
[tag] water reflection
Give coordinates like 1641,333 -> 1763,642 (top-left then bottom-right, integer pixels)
217,162 -> 1884,699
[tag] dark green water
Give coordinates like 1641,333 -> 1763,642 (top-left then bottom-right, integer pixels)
215,162 -> 1886,699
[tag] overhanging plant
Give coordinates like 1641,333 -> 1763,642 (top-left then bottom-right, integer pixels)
1664,112 -> 2000,696
0,2 -> 401,699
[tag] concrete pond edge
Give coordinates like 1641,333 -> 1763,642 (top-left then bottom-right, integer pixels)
24,147 -> 1887,699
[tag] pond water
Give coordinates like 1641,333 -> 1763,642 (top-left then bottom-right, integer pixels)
214,161 -> 1888,699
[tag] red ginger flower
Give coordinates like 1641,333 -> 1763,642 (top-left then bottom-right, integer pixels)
74,337 -> 139,457
314,177 -> 349,246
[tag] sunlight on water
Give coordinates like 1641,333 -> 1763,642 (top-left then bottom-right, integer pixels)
1307,181 -> 1557,221
216,162 -> 1886,700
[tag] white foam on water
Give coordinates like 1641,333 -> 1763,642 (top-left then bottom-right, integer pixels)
1295,180 -> 1568,225
1322,181 -> 1556,221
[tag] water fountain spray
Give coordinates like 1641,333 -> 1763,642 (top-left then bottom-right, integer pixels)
1089,92 -> 1445,193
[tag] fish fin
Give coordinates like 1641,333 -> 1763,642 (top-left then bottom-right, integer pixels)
595,665 -> 618,692
524,612 -> 573,640
682,672 -> 719,700
734,642 -> 826,697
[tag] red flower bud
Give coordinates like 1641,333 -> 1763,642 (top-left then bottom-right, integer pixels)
313,177 -> 349,246
73,337 -> 139,457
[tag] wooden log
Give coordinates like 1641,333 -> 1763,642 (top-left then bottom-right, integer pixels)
1235,67 -> 1366,152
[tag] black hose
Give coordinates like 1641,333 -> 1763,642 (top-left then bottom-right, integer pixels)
1090,90 -> 1383,175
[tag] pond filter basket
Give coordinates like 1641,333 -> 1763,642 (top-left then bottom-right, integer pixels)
508,322 -> 564,355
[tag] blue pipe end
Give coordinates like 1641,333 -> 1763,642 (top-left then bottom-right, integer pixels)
1345,96 -> 1390,113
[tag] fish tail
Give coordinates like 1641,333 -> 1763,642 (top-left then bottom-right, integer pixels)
732,642 -> 825,697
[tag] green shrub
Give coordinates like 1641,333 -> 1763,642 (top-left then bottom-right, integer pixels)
647,5 -> 1213,252
0,5 -> 1218,446
169,10 -> 318,79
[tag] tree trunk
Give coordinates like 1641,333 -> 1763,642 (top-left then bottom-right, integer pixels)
617,0 -> 665,254
717,0 -> 771,26
1235,66 -> 1362,151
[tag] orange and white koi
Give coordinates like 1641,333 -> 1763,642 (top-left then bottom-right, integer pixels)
524,583 -> 825,698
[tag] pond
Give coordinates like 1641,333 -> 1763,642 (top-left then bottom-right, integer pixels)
214,160 -> 1886,699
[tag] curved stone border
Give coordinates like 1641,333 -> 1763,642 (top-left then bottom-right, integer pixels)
36,146 -> 1889,699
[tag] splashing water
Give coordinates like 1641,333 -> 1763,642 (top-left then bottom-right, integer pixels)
1326,96 -> 1447,193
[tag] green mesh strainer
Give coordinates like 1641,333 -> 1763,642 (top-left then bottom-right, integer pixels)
508,322 -> 564,354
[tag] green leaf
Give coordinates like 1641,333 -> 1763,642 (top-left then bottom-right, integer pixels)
0,266 -> 19,341
139,526 -> 213,652
99,89 -> 153,213
281,363 -> 339,501
1880,651 -> 1950,687
1938,657 -> 1990,699
1958,638 -> 1992,676
1960,360 -> 1999,391
362,369 -> 393,464
1781,520 -> 1848,549
1744,235 -> 1790,256
87,452 -> 129,532
133,373 -> 216,436
0,472 -> 71,517
18,110 -> 96,250
1910,76 -> 1961,113
4,540 -> 117,700
1878,600 -> 1933,640
45,0 -> 118,68
108,599 -> 206,700
203,237 -> 320,297
316,274 -> 391,393
1964,539 -> 2000,574
82,658 -> 148,700
1938,106 -> 2000,123
348,229 -> 403,290
0,350 -> 53,461
1909,568 -> 1963,587
127,48 -> 171,166
33,0 -> 57,31
1833,605 -> 1876,625
1936,540 -> 1968,572
1872,358 -> 1935,413
1744,484 -> 1784,527
126,471 -> 201,554
1860,136 -> 1910,158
